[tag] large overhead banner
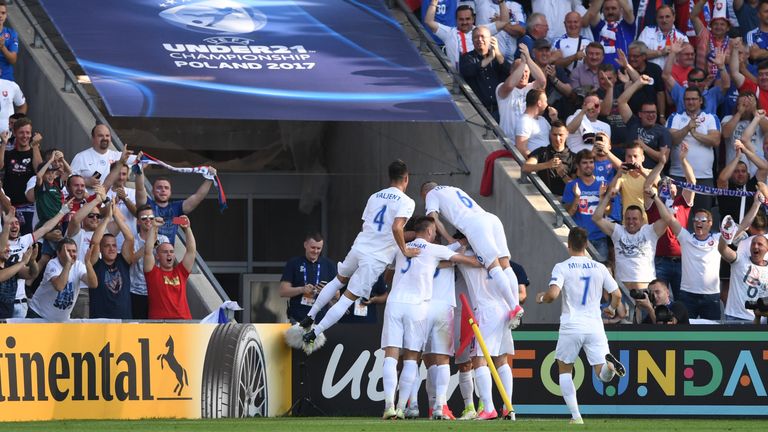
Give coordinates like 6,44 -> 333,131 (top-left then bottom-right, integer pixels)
39,0 -> 463,122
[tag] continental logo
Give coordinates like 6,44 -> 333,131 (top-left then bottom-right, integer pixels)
0,323 -> 276,421
0,335 -> 186,402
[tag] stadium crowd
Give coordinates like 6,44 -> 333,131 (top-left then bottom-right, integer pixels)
0,1 -> 217,322
421,0 -> 768,324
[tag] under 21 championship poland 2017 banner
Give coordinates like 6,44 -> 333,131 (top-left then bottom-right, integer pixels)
0,323 -> 290,421
39,0 -> 463,122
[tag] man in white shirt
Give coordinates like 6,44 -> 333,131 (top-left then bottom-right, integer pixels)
381,216 -> 477,420
659,203 -> 722,320
497,43 -> 546,140
424,1 -> 508,69
537,227 -> 624,425
70,124 -> 122,189
667,86 -> 721,212
566,93 -> 611,153
532,0 -> 588,40
551,11 -> 594,72
592,184 -> 670,290
719,194 -> 768,322
636,4 -> 689,69
28,238 -> 97,322
421,182 -> 524,328
0,78 -> 25,134
300,161 -> 416,345
515,88 -> 552,156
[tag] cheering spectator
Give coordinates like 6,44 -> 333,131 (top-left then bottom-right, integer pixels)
583,0 -> 635,69
563,149 -> 610,261
135,165 -> 217,245
0,119 -> 42,235
497,43 -> 546,141
569,42 -> 604,89
70,124 -> 122,189
459,26 -> 511,121
637,5 -> 688,70
88,202 -> 134,319
129,204 -> 169,320
0,1 -> 18,81
144,215 -> 196,320
745,0 -> 768,64
514,88 -> 553,157
566,92 -> 611,153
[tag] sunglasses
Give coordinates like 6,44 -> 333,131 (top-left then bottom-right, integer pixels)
688,77 -> 705,83
87,214 -> 102,219
693,217 -> 710,222
139,215 -> 155,221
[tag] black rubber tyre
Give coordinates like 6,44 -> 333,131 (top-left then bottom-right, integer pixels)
201,323 -> 268,417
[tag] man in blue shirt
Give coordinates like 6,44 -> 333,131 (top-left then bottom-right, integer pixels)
583,0 -> 636,68
135,168 -> 216,244
0,3 -> 18,81
563,149 -> 609,262
280,233 -> 337,323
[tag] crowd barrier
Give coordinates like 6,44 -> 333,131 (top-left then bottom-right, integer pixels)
0,323 -> 291,421
296,323 -> 768,416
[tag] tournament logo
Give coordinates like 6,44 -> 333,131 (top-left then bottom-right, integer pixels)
158,0 -> 267,35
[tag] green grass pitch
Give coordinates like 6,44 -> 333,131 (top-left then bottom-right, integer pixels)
3,417 -> 765,431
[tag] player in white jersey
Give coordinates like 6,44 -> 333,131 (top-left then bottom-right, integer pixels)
382,216 -> 479,420
536,227 -> 625,425
456,239 -> 517,420
299,161 -> 417,346
421,182 -> 524,330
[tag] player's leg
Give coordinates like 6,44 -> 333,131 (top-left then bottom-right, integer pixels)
305,258 -> 382,342
494,356 -> 515,419
381,305 -> 403,419
456,361 -> 476,419
396,303 -> 429,417
405,355 -> 424,418
301,251 -> 357,328
587,332 -> 625,382
421,355 -> 436,417
430,354 -> 451,419
556,333 -> 585,424
471,356 -> 497,420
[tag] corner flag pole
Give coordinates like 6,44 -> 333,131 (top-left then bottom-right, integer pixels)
458,293 -> 514,415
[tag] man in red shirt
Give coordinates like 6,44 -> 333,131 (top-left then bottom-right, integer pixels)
143,215 -> 196,320
731,38 -> 768,111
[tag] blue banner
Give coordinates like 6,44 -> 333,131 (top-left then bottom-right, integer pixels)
40,0 -> 463,122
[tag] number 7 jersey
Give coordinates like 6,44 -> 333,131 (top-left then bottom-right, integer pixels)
352,186 -> 416,263
550,256 -> 618,334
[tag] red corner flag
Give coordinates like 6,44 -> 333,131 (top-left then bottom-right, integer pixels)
457,293 -> 476,356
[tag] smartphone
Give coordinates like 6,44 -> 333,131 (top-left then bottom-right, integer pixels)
92,171 -> 102,179
621,162 -> 635,170
172,216 -> 186,225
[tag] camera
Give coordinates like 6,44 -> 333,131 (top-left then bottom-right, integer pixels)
621,162 -> 637,171
745,297 -> 768,312
582,132 -> 596,145
654,305 -> 673,323
630,288 -> 656,304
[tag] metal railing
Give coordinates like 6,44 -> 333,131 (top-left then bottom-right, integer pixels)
11,0 -> 230,304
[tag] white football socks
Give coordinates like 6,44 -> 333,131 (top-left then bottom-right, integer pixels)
475,365 -> 495,412
397,360 -> 418,410
559,372 -> 581,420
383,357 -> 398,409
459,370 -> 475,409
312,295 -> 353,334
308,277 -> 344,319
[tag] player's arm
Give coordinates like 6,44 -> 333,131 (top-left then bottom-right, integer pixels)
537,284 -> 561,303
449,253 -> 482,268
393,216 -> 421,258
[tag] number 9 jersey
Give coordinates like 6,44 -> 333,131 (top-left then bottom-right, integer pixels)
353,186 -> 416,263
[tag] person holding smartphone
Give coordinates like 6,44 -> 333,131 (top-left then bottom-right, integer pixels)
279,233 -> 337,324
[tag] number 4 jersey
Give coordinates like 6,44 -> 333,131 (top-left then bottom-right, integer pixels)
550,256 -> 618,334
352,186 -> 416,263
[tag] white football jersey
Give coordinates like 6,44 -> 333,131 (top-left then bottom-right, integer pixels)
456,250 -> 496,310
432,263 -> 456,307
425,185 -> 485,232
388,238 -> 458,305
351,186 -> 415,262
550,256 -> 617,334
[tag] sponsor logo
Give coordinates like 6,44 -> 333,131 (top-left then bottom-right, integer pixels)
158,0 -> 267,35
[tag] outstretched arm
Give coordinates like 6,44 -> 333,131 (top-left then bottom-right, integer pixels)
182,168 -> 216,214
